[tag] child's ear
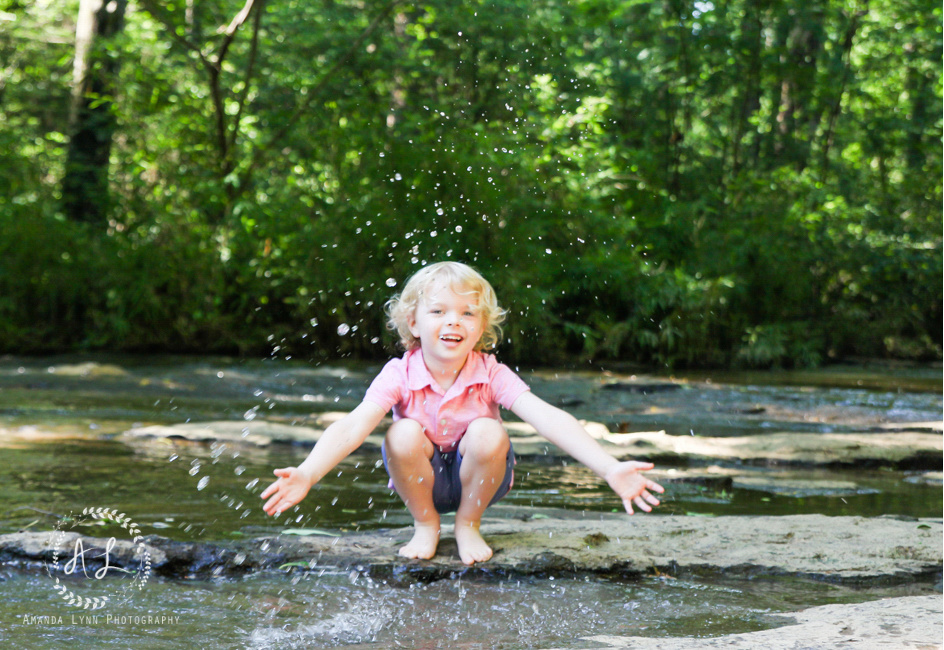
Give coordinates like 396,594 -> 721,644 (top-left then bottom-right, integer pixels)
407,312 -> 420,339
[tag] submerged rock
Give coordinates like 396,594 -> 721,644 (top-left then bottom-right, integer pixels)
730,476 -> 874,497
43,362 -> 129,378
600,381 -> 682,394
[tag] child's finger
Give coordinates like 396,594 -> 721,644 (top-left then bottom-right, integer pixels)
263,494 -> 287,516
260,480 -> 280,499
642,490 -> 661,507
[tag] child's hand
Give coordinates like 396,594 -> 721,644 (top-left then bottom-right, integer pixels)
260,467 -> 313,516
603,461 -> 664,514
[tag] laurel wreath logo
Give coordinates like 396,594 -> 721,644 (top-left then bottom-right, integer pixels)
45,507 -> 152,610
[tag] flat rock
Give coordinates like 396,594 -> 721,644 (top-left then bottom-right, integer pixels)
285,511 -> 942,586
124,417 -> 384,449
121,419 -> 944,469
587,429 -> 943,469
730,476 -> 871,496
4,513 -> 938,586
547,595 -> 942,650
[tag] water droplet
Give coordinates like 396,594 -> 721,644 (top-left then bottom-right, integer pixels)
455,225 -> 462,233
310,318 -> 319,327
243,408 -> 258,421
337,323 -> 351,336
385,277 -> 397,287
197,476 -> 210,491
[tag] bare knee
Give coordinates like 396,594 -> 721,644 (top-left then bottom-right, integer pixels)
385,419 -> 429,459
460,418 -> 509,460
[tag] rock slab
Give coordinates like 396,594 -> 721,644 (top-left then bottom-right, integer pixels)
4,513 -> 939,586
550,595 -> 942,650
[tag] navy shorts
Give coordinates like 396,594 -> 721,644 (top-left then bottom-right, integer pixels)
381,440 -> 516,514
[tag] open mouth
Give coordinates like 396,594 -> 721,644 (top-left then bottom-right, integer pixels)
440,334 -> 464,343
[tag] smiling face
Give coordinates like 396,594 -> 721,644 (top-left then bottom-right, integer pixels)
408,281 -> 485,374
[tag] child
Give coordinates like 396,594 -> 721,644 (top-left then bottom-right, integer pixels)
261,261 -> 664,565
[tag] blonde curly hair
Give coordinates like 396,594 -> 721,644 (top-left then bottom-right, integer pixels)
386,262 -> 506,351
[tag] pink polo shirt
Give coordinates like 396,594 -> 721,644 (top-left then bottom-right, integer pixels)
363,348 -> 530,452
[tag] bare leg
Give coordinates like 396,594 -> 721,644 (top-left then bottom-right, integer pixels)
455,418 -> 510,565
385,419 -> 440,559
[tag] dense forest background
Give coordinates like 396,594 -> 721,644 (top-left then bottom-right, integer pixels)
1,0 -> 940,368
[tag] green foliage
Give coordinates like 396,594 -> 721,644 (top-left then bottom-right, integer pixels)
0,0 -> 939,366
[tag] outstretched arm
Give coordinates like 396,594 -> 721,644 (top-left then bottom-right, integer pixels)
261,401 -> 386,515
509,391 -> 664,514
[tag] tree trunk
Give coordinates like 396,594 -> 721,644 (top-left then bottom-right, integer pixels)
730,2 -> 764,174
774,4 -> 824,171
62,0 -> 127,224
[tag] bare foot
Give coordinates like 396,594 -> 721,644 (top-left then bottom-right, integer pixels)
398,521 -> 440,560
455,520 -> 492,565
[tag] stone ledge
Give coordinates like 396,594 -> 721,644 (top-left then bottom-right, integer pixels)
3,512 -> 939,586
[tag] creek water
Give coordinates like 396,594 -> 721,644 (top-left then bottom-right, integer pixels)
0,355 -> 940,648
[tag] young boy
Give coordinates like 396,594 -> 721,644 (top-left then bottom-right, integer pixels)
261,262 -> 664,565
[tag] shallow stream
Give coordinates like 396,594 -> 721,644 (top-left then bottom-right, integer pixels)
0,355 -> 940,648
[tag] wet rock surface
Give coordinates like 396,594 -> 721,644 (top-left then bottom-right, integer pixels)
3,511 -> 940,585
550,595 -> 942,650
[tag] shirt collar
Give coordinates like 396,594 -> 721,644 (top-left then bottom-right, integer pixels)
405,348 -> 490,394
